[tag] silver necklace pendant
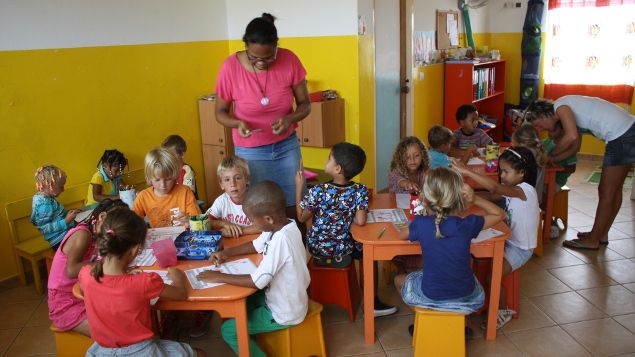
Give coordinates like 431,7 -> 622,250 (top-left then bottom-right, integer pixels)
260,97 -> 270,106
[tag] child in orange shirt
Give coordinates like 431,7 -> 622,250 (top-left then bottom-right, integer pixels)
133,148 -> 200,228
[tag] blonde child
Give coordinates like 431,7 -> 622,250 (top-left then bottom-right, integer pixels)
205,156 -> 260,238
428,125 -> 455,168
452,146 -> 540,329
197,181 -> 309,357
512,124 -> 548,202
86,149 -> 128,206
388,136 -> 430,194
453,104 -> 494,149
161,134 -> 198,198
133,148 -> 200,228
296,142 -> 396,316
48,199 -> 129,336
395,167 -> 504,336
31,165 -> 79,250
78,209 -> 204,356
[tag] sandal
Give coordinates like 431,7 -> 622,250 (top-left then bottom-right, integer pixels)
576,232 -> 609,245
480,309 -> 516,330
563,239 -> 599,250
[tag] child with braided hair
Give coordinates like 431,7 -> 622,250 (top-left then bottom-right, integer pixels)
394,167 -> 504,335
78,208 -> 204,357
512,124 -> 548,202
31,165 -> 80,249
48,199 -> 129,336
86,149 -> 129,205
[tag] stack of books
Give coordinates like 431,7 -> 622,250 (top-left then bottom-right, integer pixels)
473,67 -> 496,100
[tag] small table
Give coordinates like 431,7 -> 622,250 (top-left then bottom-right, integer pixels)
150,234 -> 260,357
351,193 -> 510,342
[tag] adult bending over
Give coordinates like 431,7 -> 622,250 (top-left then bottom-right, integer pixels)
525,95 -> 635,250
214,13 -> 311,218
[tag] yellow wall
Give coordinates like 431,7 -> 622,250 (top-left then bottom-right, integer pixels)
0,40 -> 228,280
412,63 -> 445,145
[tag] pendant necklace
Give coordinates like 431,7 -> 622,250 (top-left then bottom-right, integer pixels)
250,62 -> 269,106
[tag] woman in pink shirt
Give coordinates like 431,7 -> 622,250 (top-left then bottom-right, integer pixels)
214,13 -> 311,217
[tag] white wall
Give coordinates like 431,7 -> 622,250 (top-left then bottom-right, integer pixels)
225,0 -> 358,39
0,0 -> 227,51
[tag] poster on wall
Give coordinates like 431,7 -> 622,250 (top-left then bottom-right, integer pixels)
414,31 -> 436,66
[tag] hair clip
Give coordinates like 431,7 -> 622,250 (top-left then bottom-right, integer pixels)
106,229 -> 115,236
507,148 -> 523,159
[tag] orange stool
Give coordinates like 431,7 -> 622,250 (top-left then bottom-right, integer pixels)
308,258 -> 360,321
256,300 -> 326,357
50,325 -> 94,356
412,308 -> 465,356
472,259 -> 520,319
552,186 -> 570,229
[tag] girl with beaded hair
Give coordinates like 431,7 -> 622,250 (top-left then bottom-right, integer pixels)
394,166 -> 504,335
31,165 -> 79,250
86,149 -> 129,206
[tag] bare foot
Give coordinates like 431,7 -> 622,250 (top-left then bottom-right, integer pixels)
563,238 -> 600,250
576,231 -> 608,244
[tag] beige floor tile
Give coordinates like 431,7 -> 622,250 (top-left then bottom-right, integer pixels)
608,239 -> 635,259
567,212 -> 596,229
189,335 -> 235,356
350,352 -> 387,357
572,225 -> 633,241
375,314 -> 413,351
385,347 -> 411,356
577,285 -> 635,316
0,328 -> 20,356
614,314 -> 635,334
531,247 -> 586,269
614,221 -> 635,237
506,325 -> 591,357
548,264 -> 617,290
519,269 -> 572,297
0,301 -> 41,329
593,259 -> 635,284
499,298 -> 556,333
561,318 -> 635,357
4,325 -> 56,356
624,283 -> 635,294
466,334 -> 522,356
324,320 -> 383,356
0,284 -> 45,305
26,299 -> 52,327
529,291 -> 607,324
564,244 -> 626,263
322,303 -> 363,325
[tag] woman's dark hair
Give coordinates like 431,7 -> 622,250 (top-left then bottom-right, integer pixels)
84,198 -> 130,230
498,146 -> 538,187
242,13 -> 278,46
91,208 -> 147,282
524,99 -> 555,123
97,149 -> 128,173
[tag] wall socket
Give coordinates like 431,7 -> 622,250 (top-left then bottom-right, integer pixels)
504,1 -> 522,8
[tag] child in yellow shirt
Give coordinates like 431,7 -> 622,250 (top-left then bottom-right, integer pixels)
133,148 -> 200,228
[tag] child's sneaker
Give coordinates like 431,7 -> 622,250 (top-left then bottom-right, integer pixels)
480,309 -> 516,330
189,311 -> 212,338
374,298 -> 397,317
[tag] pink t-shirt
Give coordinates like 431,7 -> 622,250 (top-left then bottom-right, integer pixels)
78,267 -> 164,348
215,48 -> 307,147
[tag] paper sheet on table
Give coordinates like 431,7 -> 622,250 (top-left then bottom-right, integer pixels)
472,228 -> 503,243
367,209 -> 409,224
467,157 -> 486,165
130,249 -> 156,267
144,269 -> 173,284
396,193 -> 412,209
144,226 -> 185,248
184,265 -> 224,289
74,209 -> 95,223
220,258 -> 257,275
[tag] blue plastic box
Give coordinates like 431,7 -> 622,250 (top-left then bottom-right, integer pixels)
174,230 -> 222,260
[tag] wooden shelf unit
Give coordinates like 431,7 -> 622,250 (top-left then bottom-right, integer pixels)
444,60 -> 506,142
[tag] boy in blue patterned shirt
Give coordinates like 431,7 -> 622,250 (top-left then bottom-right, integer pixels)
31,165 -> 79,250
295,142 -> 397,317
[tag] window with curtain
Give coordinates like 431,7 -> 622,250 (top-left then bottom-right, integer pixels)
543,0 -> 635,103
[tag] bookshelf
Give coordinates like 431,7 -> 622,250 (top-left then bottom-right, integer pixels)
444,60 -> 506,142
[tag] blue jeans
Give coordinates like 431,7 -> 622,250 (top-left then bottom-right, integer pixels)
401,272 -> 485,314
235,133 -> 304,207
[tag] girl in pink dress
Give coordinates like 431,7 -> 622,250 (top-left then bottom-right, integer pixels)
47,199 -> 129,336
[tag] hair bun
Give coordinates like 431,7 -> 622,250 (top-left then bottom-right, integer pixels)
261,13 -> 276,23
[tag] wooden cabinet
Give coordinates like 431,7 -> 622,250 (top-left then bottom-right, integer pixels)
298,98 -> 345,147
444,60 -> 506,142
198,99 -> 233,206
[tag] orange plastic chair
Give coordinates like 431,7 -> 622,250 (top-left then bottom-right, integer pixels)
308,258 -> 360,321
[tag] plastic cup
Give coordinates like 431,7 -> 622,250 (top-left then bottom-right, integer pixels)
119,189 -> 136,209
151,239 -> 177,268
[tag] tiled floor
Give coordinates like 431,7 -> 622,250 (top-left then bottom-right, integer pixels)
1,157 -> 634,356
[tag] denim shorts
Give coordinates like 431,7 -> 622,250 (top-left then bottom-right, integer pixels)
86,339 -> 195,357
504,241 -> 533,272
401,271 -> 485,314
603,123 -> 635,167
234,132 -> 304,207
